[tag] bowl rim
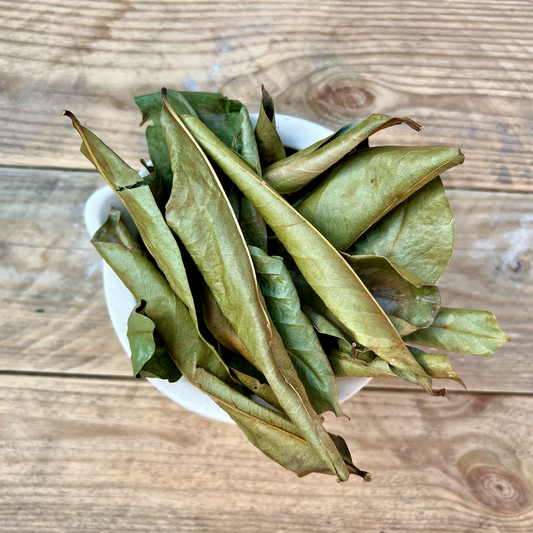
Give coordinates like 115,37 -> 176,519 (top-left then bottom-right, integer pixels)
84,112 -> 371,423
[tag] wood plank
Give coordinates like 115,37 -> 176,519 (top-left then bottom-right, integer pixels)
1,0 -> 533,191
1,374 -> 532,532
1,167 -> 532,391
0,167 -> 132,376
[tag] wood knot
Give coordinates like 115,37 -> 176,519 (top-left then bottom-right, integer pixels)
308,78 -> 375,115
465,465 -> 531,514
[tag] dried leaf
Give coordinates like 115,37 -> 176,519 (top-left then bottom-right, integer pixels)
161,90 -> 364,481
127,301 -> 182,382
404,308 -> 510,356
341,254 -> 441,329
92,208 -> 228,381
254,86 -> 285,167
240,197 -> 268,252
250,246 -> 344,417
95,208 -> 361,479
62,110 -> 224,368
201,282 -> 254,364
239,106 -> 262,176
296,146 -> 464,251
231,369 -> 285,412
178,111 -> 428,379
408,347 -> 466,389
349,178 -> 455,284
329,346 -> 460,393
263,114 -> 421,195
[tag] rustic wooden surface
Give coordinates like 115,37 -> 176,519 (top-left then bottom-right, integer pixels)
2,0 -> 533,191
1,0 -> 532,531
1,375 -> 532,533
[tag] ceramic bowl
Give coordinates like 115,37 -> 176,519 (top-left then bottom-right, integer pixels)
84,113 -> 370,423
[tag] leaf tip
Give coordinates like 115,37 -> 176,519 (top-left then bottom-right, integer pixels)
402,117 -> 423,132
61,109 -> 77,122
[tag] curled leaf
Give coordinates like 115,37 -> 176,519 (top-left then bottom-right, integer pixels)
296,145 -> 464,251
255,86 -> 285,167
349,178 -> 455,284
95,208 -> 358,479
404,308 -> 510,356
178,111 -> 428,379
92,208 -> 228,381
201,282 -> 254,364
330,346 -> 460,394
128,301 -> 182,382
408,347 -> 466,389
263,114 -> 422,195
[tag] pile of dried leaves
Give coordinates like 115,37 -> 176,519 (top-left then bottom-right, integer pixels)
63,87 -> 508,482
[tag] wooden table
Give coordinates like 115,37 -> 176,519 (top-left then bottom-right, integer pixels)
1,1 -> 532,531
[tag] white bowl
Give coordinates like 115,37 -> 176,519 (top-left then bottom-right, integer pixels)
84,113 -> 370,423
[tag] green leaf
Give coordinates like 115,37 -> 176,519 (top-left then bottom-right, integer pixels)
254,86 -> 285,167
127,301 -> 182,382
160,91 -> 364,482
240,197 -> 268,252
250,247 -> 344,417
239,106 -> 262,176
403,308 -> 510,356
341,254 -> 441,329
348,178 -> 455,284
263,114 -> 422,195
296,145 -> 464,251
178,111 -> 428,380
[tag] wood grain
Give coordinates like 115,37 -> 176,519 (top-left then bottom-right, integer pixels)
0,374 -> 532,532
1,166 -> 531,392
1,0 -> 532,191
1,2 -> 532,531
0,167 -> 132,376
